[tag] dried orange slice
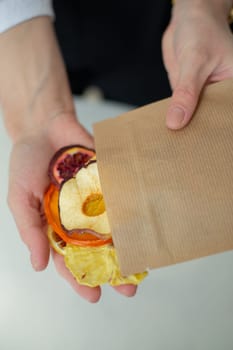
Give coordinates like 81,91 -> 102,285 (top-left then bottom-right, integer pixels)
47,226 -> 66,256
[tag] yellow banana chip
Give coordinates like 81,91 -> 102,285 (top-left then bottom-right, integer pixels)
64,243 -> 147,287
48,225 -> 147,287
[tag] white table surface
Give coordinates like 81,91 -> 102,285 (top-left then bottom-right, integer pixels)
0,97 -> 233,350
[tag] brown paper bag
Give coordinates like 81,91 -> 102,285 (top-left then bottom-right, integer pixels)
93,79 -> 233,276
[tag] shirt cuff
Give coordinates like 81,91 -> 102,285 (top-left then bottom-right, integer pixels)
0,0 -> 54,33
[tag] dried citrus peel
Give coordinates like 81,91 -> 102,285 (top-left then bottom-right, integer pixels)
47,225 -> 66,256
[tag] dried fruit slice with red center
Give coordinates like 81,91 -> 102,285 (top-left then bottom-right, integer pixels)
48,145 -> 95,187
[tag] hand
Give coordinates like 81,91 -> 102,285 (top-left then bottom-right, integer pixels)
162,1 -> 233,129
7,113 -> 137,302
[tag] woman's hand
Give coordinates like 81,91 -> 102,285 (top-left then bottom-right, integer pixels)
162,0 -> 233,129
0,17 -> 136,302
7,114 -> 137,302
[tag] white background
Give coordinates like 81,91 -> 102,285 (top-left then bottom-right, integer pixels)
0,97 -> 233,350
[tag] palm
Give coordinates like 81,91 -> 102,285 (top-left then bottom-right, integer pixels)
8,133 -> 54,267
8,116 -> 136,301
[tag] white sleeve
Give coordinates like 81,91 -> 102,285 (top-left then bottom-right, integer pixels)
0,0 -> 54,33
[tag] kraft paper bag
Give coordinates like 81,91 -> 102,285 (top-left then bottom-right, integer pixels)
93,79 -> 233,275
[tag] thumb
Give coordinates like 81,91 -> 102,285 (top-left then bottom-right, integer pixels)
166,54 -> 212,130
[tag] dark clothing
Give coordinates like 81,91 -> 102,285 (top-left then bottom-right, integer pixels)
53,1 -> 172,106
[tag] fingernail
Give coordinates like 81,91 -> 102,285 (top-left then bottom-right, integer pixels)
30,253 -> 40,271
167,107 -> 185,129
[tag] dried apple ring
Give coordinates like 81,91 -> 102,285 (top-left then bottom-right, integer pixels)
44,183 -> 112,247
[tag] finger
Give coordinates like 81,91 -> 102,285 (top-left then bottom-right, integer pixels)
52,251 -> 101,303
162,24 -> 179,89
53,250 -> 137,300
166,51 -> 214,130
8,186 -> 50,271
113,284 -> 137,297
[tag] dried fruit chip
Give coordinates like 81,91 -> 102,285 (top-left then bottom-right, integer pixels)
64,243 -> 148,287
44,183 -> 112,247
59,161 -> 111,236
47,225 -> 66,256
44,145 -> 148,287
48,145 -> 95,187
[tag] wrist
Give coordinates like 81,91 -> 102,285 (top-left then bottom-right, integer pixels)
172,0 -> 233,24
5,103 -> 77,144
13,111 -> 94,154
0,17 -> 76,142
